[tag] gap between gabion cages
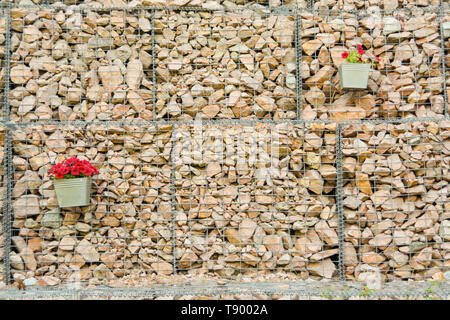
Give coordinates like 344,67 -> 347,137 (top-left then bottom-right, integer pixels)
0,0 -> 449,293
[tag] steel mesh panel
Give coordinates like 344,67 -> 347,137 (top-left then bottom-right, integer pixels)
300,9 -> 445,121
0,126 -> 5,284
312,0 -> 442,11
172,122 -> 338,279
2,0 -> 302,9
444,9 -> 450,115
154,10 -> 297,120
342,120 -> 449,281
9,124 -> 174,286
8,7 -> 154,123
0,6 -> 6,121
0,0 -> 448,294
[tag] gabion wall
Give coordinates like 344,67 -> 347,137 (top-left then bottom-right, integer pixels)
0,0 -> 449,288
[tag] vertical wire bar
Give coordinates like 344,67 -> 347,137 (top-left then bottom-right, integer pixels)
1,4 -> 11,285
3,4 -> 11,123
2,127 -> 12,285
152,8 -> 156,121
439,3 -> 448,116
170,123 -> 177,275
295,11 -> 302,119
335,123 -> 345,281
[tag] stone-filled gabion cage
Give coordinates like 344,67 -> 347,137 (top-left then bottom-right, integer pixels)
0,0 -> 449,298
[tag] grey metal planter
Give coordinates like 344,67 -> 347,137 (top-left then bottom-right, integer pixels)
443,22 -> 450,38
54,177 -> 91,208
338,63 -> 371,89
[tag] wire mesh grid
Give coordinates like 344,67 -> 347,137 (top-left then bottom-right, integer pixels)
312,0 -> 442,11
444,9 -> 450,113
0,0 -> 448,296
154,10 -> 297,120
342,120 -> 449,282
4,121 -> 341,286
1,0 -> 305,10
300,8 -> 446,121
8,6 -> 155,123
172,122 -> 338,278
0,126 -> 5,284
0,6 -> 6,121
9,123 -> 174,286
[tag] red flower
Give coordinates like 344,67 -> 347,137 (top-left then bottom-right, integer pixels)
341,52 -> 349,59
375,56 -> 380,61
49,157 -> 98,179
71,167 -> 80,176
357,44 -> 364,55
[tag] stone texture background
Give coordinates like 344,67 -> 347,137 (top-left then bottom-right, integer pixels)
300,9 -> 445,121
10,124 -> 174,285
155,10 -> 297,120
313,0 -> 442,10
0,0 -> 449,287
0,7 -> 5,120
0,126 -> 4,284
9,7 -> 154,122
8,123 -> 341,285
6,0 -> 307,9
445,10 -> 450,109
342,121 -> 449,281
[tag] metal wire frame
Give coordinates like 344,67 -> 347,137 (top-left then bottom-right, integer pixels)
2,128 -> 12,285
341,120 -> 449,282
6,123 -> 175,286
311,0 -> 442,12
0,1 -> 298,11
1,3 -> 448,125
0,1 -> 448,294
7,6 -> 156,123
153,9 -> 297,121
0,279 -> 449,299
171,122 -> 338,278
335,124 -> 345,280
2,122 -> 340,284
0,0 -> 446,12
0,121 -> 449,291
443,7 -> 450,116
0,5 -> 10,122
1,5 -> 11,285
3,119 -> 448,287
300,8 -> 447,122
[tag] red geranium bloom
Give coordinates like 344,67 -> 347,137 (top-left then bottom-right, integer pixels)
342,52 -> 349,59
357,44 -> 364,55
49,157 -> 98,179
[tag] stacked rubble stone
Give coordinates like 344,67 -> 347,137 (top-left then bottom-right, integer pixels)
10,124 -> 174,286
342,121 -> 449,281
154,10 -> 297,120
300,8 -> 445,121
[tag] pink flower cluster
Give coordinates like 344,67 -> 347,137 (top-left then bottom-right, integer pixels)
49,157 -> 99,179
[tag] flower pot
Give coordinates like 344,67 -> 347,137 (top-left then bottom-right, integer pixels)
338,63 -> 371,89
54,177 -> 91,208
443,22 -> 450,38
